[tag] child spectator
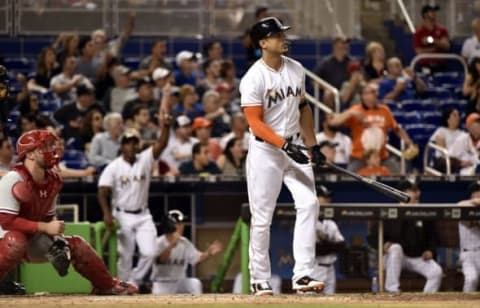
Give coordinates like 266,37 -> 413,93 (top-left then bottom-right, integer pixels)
357,149 -> 391,176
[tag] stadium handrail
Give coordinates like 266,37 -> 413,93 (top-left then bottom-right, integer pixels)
396,0 -> 415,33
304,68 -> 341,113
410,53 -> 468,76
423,142 -> 452,176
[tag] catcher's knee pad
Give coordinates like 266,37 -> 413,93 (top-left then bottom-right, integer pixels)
0,231 -> 29,279
66,236 -> 114,290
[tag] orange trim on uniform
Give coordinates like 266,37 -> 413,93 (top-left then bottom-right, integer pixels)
243,106 -> 285,148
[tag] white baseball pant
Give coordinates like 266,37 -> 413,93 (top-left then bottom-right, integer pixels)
115,209 -> 157,284
460,250 -> 480,292
314,264 -> 336,295
246,136 -> 318,284
152,278 -> 202,294
384,244 -> 442,293
232,273 -> 282,294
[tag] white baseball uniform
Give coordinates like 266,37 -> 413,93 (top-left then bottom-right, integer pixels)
98,147 -> 157,285
313,219 -> 344,294
150,235 -> 203,294
458,221 -> 480,292
316,132 -> 352,166
240,56 -> 319,284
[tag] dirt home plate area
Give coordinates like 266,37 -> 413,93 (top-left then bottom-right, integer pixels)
0,293 -> 479,308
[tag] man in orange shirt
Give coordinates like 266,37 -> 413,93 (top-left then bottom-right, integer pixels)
327,82 -> 412,173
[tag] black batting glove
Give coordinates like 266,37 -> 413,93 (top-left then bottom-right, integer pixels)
282,142 -> 309,164
311,144 -> 326,166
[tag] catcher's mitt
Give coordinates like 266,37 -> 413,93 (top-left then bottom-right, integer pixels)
46,237 -> 71,277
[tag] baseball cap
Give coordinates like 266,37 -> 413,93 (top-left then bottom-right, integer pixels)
421,4 -> 440,17
318,140 -> 338,149
174,115 -> 191,129
76,85 -> 94,97
397,180 -> 419,192
121,128 -> 140,144
168,209 -> 188,224
152,67 -> 171,81
317,185 -> 333,198
192,117 -> 212,131
113,65 -> 130,77
175,50 -> 196,67
468,181 -> 480,195
466,113 -> 480,129
136,77 -> 153,89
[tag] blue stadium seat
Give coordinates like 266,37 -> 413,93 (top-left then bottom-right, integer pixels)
432,72 -> 463,87
62,149 -> 88,169
424,88 -> 452,100
439,99 -> 467,111
124,57 -> 141,70
4,57 -> 35,73
400,111 -> 422,125
421,111 -> 442,126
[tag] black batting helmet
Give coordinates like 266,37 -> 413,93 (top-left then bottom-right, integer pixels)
163,209 -> 188,234
249,17 -> 290,49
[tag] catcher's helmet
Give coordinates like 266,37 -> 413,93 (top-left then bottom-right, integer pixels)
163,209 -> 188,234
16,129 -> 59,167
249,17 -> 291,48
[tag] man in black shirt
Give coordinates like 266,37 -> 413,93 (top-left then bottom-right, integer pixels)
382,180 -> 443,293
179,142 -> 221,175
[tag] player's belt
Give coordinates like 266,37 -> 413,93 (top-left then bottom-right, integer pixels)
318,263 -> 333,267
255,132 -> 300,143
115,207 -> 143,214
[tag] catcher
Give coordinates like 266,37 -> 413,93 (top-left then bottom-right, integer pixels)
0,129 -> 138,295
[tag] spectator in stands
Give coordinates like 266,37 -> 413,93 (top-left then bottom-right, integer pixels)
357,149 -> 391,176
463,57 -> 480,115
91,11 -> 135,60
203,41 -> 224,62
371,180 -> 443,293
76,36 -> 101,83
340,60 -> 365,106
173,84 -> 203,120
316,115 -> 351,167
199,59 -> 222,91
327,82 -> 414,173
220,112 -> 250,151
79,108 -> 104,152
53,32 -> 79,71
363,41 -> 386,83
219,60 -> 240,99
139,40 -> 172,76
162,115 -> 197,170
122,77 -> 155,124
152,67 -> 172,101
87,112 -> 123,168
216,82 -> 240,114
413,4 -> 450,71
313,185 -> 345,295
174,51 -> 199,87
462,18 -> 480,64
127,104 -> 157,141
94,56 -> 120,101
19,113 -> 38,134
202,90 -> 230,137
151,209 -> 222,294
192,117 -> 222,161
0,138 -> 14,173
50,56 -> 94,104
378,57 -> 427,101
449,112 -> 480,175
103,65 -> 137,113
178,142 -> 221,175
318,140 -> 337,165
216,137 -> 246,176
18,93 -> 40,117
27,47 -> 60,93
456,181 -> 480,293
428,108 -> 465,172
315,36 -> 351,108
243,6 -> 270,67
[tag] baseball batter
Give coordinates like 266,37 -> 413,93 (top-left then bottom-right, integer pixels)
0,129 -> 137,295
151,210 -> 222,294
457,181 -> 480,292
98,85 -> 172,285
240,17 -> 325,295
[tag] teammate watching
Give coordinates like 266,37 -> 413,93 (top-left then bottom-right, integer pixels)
240,17 -> 326,295
151,209 -> 222,294
0,129 -> 137,295
456,181 -> 480,292
97,90 -> 172,286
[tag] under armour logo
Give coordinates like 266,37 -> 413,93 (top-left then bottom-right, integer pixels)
39,190 -> 48,198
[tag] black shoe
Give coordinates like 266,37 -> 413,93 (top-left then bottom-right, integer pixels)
292,276 -> 324,292
250,281 -> 273,296
0,281 -> 26,295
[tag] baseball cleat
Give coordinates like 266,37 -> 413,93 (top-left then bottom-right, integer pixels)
251,281 -> 274,296
92,278 -> 139,295
0,280 -> 26,295
292,276 -> 324,292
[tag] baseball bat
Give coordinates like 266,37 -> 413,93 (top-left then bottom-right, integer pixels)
321,161 -> 411,203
